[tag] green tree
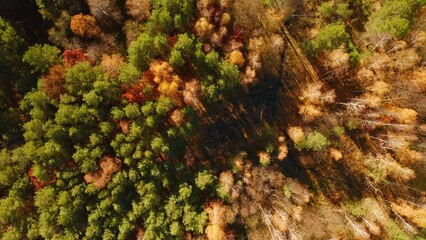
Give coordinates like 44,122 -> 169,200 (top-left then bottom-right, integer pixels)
169,33 -> 194,68
66,62 -> 104,97
336,3 -> 353,20
304,22 -> 350,56
0,17 -> 26,106
182,205 -> 208,234
22,44 -> 61,74
195,171 -> 216,190
0,148 -> 30,189
124,103 -> 141,119
148,0 -> 194,33
151,136 -> 170,154
365,0 -> 425,38
0,17 -> 24,73
128,34 -> 168,71
317,1 -> 334,19
155,96 -> 173,115
367,16 -> 410,38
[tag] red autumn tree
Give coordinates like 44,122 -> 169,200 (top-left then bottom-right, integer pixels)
122,70 -> 156,103
63,49 -> 88,66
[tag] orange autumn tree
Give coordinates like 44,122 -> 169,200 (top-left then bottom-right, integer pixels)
41,64 -> 67,99
70,13 -> 101,38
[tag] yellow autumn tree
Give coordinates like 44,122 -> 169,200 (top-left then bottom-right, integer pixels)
149,61 -> 182,105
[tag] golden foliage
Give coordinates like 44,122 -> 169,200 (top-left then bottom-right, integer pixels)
288,126 -> 305,144
170,109 -> 185,127
220,13 -> 231,26
387,107 -> 417,124
258,151 -> 271,165
299,103 -> 322,122
218,171 -> 234,195
183,79 -> 204,110
270,211 -> 288,232
392,48 -> 420,71
277,144 -> 288,161
241,66 -> 257,86
195,17 -> 214,38
277,136 -> 288,161
206,225 -> 225,240
228,50 -> 245,67
149,61 -> 182,104
367,81 -> 391,97
70,13 -> 101,38
410,70 -> 426,91
125,0 -> 151,21
356,68 -> 375,83
84,156 -> 122,189
391,202 -> 426,229
264,9 -> 285,33
100,54 -> 125,78
205,202 -> 229,240
330,148 -> 343,161
118,120 -> 131,135
410,30 -> 426,48
248,37 -> 266,52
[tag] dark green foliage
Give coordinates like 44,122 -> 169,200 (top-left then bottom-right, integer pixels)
0,17 -> 24,75
318,1 -> 353,20
0,16 -> 31,106
35,0 -> 84,20
47,11 -> 72,48
0,108 -> 23,144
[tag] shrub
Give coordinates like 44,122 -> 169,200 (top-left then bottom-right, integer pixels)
296,131 -> 329,151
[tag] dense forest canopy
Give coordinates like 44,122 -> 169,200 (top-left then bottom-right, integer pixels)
0,0 -> 426,239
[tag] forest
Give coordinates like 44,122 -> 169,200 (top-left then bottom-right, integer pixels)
0,0 -> 426,239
